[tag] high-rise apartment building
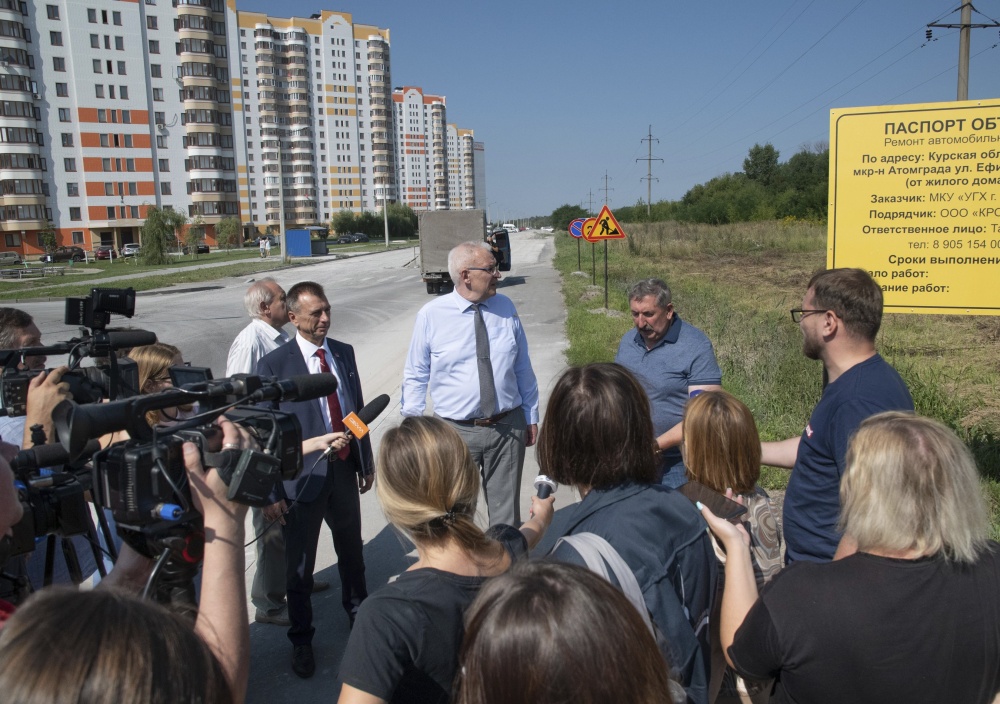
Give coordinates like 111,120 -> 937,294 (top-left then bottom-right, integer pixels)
393,86 -> 448,211
231,10 -> 394,230
445,124 -> 475,210
2,0 -> 241,256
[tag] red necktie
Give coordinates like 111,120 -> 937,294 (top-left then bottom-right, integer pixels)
314,348 -> 349,461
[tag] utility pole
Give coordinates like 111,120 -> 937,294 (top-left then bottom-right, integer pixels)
927,0 -> 999,101
636,125 -> 663,219
600,172 -> 613,207
587,190 -> 597,215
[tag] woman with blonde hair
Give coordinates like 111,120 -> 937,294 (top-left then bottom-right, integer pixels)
682,390 -> 781,703
127,342 -> 190,427
702,412 -> 1000,703
338,416 -> 553,704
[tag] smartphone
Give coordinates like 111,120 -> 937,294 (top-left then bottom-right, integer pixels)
676,480 -> 748,522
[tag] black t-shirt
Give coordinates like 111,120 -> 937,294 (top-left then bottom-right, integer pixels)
728,543 -> 1000,704
339,525 -> 526,704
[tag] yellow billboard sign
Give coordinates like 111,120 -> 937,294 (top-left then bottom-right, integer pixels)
829,100 -> 1000,315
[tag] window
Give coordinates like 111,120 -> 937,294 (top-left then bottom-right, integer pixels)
100,134 -> 109,147
69,207 -> 81,221
158,159 -> 169,172
146,16 -> 157,30
101,9 -> 107,23
117,61 -> 125,75
49,31 -> 62,46
129,205 -> 138,219
128,182 -> 137,196
154,111 -> 164,124
88,8 -> 96,23
152,88 -> 163,101
104,35 -> 110,50
150,64 -> 161,78
102,158 -> 111,171
71,231 -> 84,244
121,110 -> 130,124
93,59 -> 101,73
90,34 -> 99,48
106,59 -> 112,73
112,11 -> 121,25
119,86 -> 128,100
95,84 -> 104,98
108,85 -> 114,99
106,207 -> 115,219
53,57 -> 65,72
104,182 -> 114,196
97,109 -> 107,123
47,4 -> 59,19
58,108 -> 70,122
3,234 -> 19,247
125,158 -> 134,172
148,40 -> 159,54
67,183 -> 78,197
160,182 -> 171,195
156,135 -> 166,148
60,133 -> 72,147
124,134 -> 132,147
56,82 -> 67,97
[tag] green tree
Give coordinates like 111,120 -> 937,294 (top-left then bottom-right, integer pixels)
550,204 -> 589,232
387,202 -> 417,239
140,206 -> 186,265
185,215 -> 205,258
37,221 -> 57,252
743,143 -> 780,188
331,210 -> 356,236
216,215 -> 241,251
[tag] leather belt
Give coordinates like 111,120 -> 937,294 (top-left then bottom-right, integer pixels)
443,409 -> 514,427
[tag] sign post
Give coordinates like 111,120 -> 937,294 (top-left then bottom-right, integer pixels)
569,218 -> 585,270
582,205 -> 627,309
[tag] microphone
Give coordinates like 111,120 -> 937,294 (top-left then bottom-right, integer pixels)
534,474 -> 557,499
250,373 -> 338,403
322,393 -> 391,458
105,330 -> 157,350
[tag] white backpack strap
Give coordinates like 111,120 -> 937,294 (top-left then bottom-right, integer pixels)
553,533 -> 654,634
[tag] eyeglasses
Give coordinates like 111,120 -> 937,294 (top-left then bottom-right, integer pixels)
790,308 -> 829,323
467,265 -> 500,276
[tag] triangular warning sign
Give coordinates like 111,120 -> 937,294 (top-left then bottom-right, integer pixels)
588,205 -> 626,241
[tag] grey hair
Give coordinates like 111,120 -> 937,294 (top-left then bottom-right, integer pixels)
448,241 -> 492,282
0,308 -> 34,349
243,277 -> 279,319
840,411 -> 989,564
627,279 -> 672,308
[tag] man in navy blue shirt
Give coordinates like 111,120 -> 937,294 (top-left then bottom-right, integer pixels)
762,268 -> 913,563
614,279 -> 722,488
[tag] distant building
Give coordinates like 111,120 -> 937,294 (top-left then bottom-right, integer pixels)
446,125 -> 476,210
473,141 -> 487,211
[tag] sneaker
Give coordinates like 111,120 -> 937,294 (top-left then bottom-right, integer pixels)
255,608 -> 290,627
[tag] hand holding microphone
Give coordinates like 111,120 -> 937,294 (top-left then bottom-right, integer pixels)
320,393 -> 391,460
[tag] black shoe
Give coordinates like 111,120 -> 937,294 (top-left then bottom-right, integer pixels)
292,644 -> 315,679
312,579 -> 330,593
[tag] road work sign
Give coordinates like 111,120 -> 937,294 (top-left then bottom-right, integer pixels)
829,99 -> 1000,315
588,206 -> 626,241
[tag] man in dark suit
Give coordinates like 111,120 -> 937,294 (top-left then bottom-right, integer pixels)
256,281 -> 374,679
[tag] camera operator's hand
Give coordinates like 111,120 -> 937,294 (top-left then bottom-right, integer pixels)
183,416 -> 249,704
22,367 -> 71,448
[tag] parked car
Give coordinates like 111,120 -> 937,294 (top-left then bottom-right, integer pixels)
350,233 -> 370,243
121,243 -> 141,257
182,243 -> 210,254
95,245 -> 118,260
40,246 -> 85,263
336,235 -> 353,245
0,251 -> 22,266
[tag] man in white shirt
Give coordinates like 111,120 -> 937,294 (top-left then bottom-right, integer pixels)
402,241 -> 539,526
226,278 -> 322,626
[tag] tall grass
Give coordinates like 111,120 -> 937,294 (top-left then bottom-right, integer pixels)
554,219 -> 1000,539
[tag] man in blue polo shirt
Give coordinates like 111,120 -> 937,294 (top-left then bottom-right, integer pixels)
762,268 -> 913,563
615,278 -> 722,488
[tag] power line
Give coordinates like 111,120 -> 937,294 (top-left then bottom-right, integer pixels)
636,126 -> 663,218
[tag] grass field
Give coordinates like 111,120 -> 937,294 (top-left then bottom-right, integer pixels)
553,219 -> 1000,539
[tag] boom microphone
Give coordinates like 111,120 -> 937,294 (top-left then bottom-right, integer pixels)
105,330 -> 158,350
249,373 -> 339,403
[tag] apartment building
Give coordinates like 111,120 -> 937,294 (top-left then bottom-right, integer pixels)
393,86 -> 449,211
231,10 -> 395,230
445,124 -> 475,210
473,140 -> 486,211
0,0 -> 242,256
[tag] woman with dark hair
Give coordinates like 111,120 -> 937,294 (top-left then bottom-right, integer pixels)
540,363 -> 716,704
455,560 -> 685,704
338,416 -> 553,704
682,390 -> 781,703
702,412 -> 1000,703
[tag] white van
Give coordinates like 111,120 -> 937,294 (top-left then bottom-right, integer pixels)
502,223 -> 517,234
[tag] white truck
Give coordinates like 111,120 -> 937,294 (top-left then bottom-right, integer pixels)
418,209 -> 510,294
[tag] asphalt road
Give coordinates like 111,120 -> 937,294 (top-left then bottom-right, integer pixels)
17,229 -> 577,700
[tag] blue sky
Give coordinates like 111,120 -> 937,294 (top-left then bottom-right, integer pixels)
237,0 -> 1000,220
